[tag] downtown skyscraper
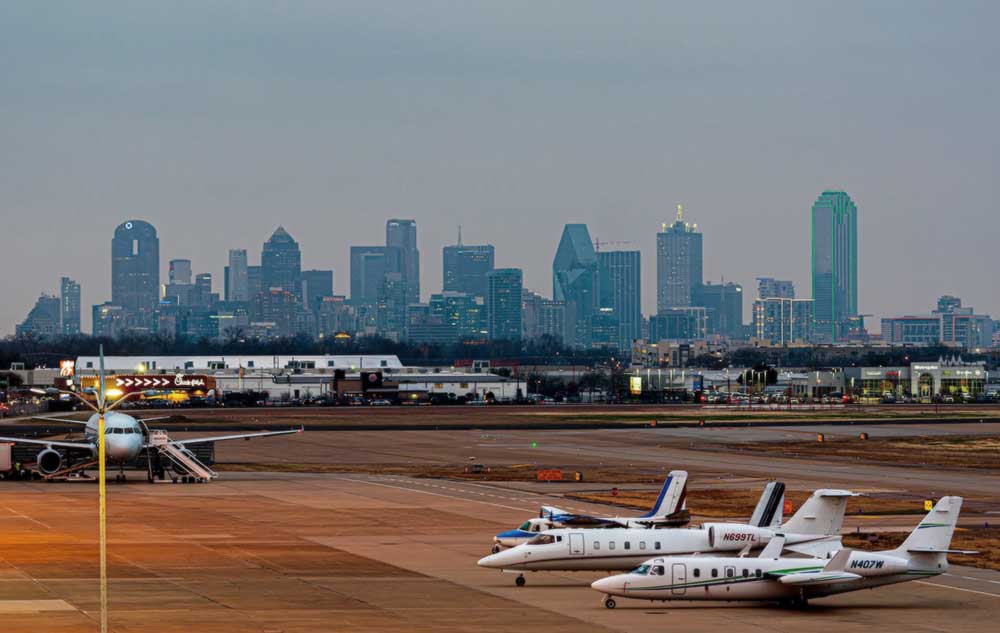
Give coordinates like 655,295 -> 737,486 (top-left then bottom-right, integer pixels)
111,219 -> 160,324
656,205 -> 702,310
553,224 -> 598,348
487,268 -> 523,342
261,227 -> 302,296
597,250 -> 641,349
386,218 -> 420,305
811,190 -> 858,342
443,239 -> 494,299
226,249 -> 249,302
59,277 -> 81,335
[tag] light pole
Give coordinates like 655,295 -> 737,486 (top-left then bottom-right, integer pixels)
33,368 -> 151,633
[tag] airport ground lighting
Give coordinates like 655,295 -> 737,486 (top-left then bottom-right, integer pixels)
31,380 -> 155,633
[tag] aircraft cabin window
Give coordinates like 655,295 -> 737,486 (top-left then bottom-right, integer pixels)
693,568 -> 701,578
593,542 -> 600,550
726,569 -> 734,578
742,569 -> 749,578
556,536 -> 562,542
755,569 -> 762,578
655,542 -> 661,550
639,542 -> 646,550
712,569 -> 718,578
609,542 -> 616,550
624,542 -> 631,550
652,565 -> 664,576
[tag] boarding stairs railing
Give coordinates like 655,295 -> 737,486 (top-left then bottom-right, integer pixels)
147,429 -> 217,482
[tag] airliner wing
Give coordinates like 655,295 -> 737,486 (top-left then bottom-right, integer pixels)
165,427 -> 303,446
0,435 -> 93,450
32,416 -> 89,425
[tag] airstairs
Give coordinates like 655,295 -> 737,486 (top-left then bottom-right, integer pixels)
147,430 -> 218,482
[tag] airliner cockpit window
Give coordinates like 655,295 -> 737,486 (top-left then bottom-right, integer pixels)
527,534 -> 555,545
631,564 -> 650,575
652,565 -> 665,576
518,521 -> 532,531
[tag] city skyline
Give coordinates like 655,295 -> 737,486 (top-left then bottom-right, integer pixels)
3,3 -> 999,334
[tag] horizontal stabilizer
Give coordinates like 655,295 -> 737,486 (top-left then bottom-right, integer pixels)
783,536 -> 843,558
907,548 -> 978,555
757,535 -> 786,559
540,505 -> 568,519
823,548 -> 854,572
778,571 -> 861,586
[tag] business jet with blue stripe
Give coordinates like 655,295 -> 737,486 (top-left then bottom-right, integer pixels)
492,471 -> 690,552
592,496 -> 972,609
479,483 -> 853,586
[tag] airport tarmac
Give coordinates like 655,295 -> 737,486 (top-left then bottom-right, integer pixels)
0,472 -> 997,633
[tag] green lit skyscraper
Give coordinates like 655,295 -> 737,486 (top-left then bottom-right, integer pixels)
811,190 -> 858,342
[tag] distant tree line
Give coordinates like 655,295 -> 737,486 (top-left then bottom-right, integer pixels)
0,333 -> 613,369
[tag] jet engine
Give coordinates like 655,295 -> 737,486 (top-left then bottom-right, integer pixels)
36,448 -> 64,475
705,523 -> 773,550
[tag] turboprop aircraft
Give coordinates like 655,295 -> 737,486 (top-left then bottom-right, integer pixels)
491,470 -> 695,552
478,488 -> 853,586
592,496 -> 971,609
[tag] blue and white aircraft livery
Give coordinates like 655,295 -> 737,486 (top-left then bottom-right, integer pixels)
592,496 -> 973,608
478,488 -> 853,585
492,470 -> 692,551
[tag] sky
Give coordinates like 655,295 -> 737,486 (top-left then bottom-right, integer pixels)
2,1 -> 998,334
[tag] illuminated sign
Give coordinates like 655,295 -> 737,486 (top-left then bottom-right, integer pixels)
629,376 -> 643,395
59,360 -> 75,377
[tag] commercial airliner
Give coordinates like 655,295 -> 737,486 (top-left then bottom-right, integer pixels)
0,411 -> 300,483
592,496 -> 971,609
478,488 -> 853,586
491,470 -> 693,552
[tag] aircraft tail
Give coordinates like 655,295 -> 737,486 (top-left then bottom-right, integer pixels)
892,496 -> 968,560
749,481 -> 785,528
782,489 -> 855,535
640,470 -> 688,518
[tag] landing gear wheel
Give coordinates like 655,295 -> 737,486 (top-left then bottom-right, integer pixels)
491,544 -> 501,554
515,575 -> 526,587
604,597 -> 616,609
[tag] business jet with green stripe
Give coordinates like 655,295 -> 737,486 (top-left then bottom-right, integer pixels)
478,488 -> 853,585
592,496 -> 972,608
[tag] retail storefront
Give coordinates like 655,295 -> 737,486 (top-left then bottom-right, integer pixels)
909,359 -> 987,400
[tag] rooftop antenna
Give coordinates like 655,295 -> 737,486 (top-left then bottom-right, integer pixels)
676,203 -> 684,222
457,224 -> 463,246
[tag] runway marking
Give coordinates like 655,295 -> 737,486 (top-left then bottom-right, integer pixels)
915,580 -> 1000,598
0,506 -> 51,530
340,476 -> 533,513
945,573 -> 1000,585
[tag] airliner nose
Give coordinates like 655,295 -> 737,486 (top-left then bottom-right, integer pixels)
591,576 -> 624,595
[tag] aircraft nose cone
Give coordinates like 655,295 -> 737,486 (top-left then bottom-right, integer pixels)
592,576 -> 623,595
477,554 -> 498,568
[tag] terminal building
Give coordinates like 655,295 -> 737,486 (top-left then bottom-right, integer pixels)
67,355 -> 524,403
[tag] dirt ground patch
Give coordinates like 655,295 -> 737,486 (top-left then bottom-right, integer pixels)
693,435 -> 1000,470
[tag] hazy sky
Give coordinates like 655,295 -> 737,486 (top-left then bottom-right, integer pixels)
2,1 -> 998,334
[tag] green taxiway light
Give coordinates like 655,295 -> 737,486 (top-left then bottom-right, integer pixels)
531,441 -> 538,448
